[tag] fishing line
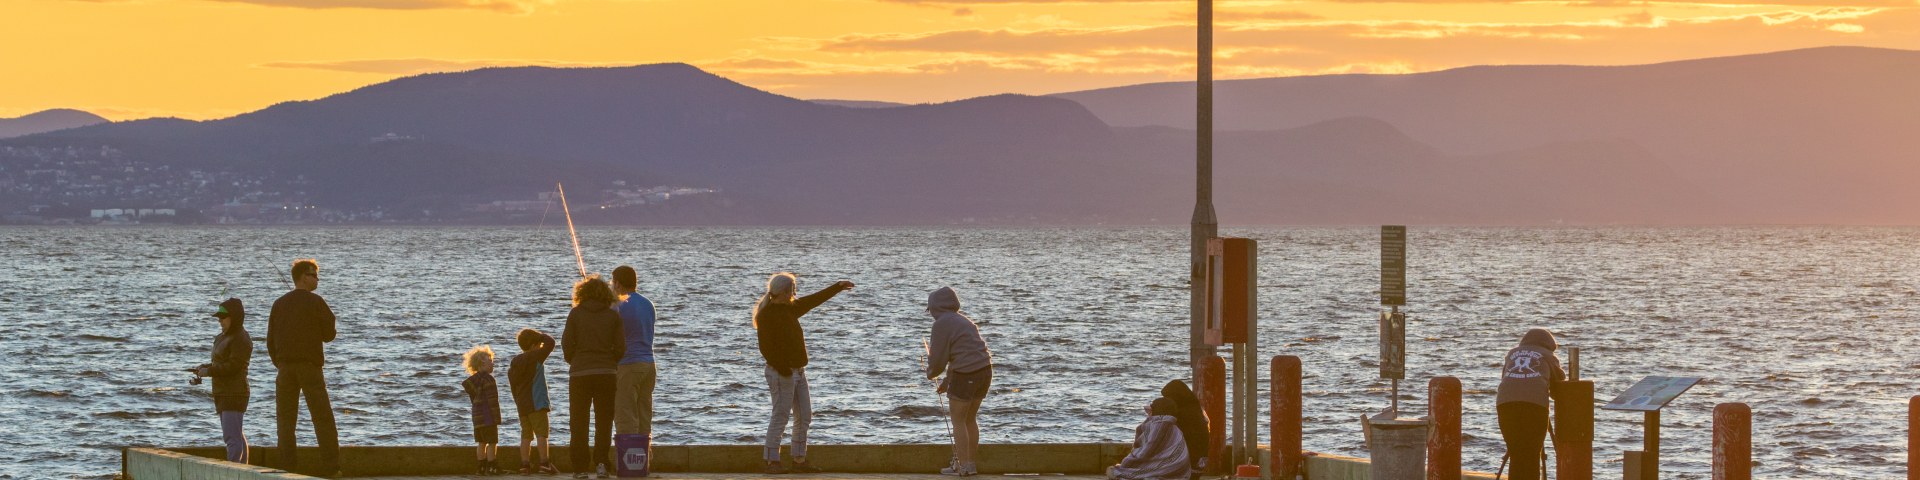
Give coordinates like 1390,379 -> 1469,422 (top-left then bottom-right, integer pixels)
557,183 -> 587,277
925,339 -> 956,452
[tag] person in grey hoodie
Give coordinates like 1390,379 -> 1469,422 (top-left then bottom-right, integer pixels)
1495,328 -> 1565,480
925,287 -> 992,476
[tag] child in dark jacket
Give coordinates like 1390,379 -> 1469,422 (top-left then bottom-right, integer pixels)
510,328 -> 559,475
463,345 -> 502,475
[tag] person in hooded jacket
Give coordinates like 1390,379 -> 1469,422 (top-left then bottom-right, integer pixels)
197,298 -> 253,464
925,287 -> 992,476
752,272 -> 853,474
562,274 -> 626,478
1495,328 -> 1566,480
1106,397 -> 1189,480
1158,380 -> 1209,479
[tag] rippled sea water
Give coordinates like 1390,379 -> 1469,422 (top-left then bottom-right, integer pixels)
3,226 -> 1917,479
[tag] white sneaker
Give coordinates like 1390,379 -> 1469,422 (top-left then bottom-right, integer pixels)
941,462 -> 977,476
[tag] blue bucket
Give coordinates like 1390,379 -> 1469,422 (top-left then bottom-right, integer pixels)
615,433 -> 650,478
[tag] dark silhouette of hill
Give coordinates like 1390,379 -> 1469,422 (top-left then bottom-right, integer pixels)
1053,46 -> 1920,223
17,62 -> 1722,224
808,99 -> 910,109
0,109 -> 108,139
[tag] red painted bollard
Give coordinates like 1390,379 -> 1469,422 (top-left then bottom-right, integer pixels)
1712,403 -> 1751,480
1203,356 -> 1227,475
1272,356 -> 1303,480
1427,377 -> 1461,480
1909,396 -> 1919,480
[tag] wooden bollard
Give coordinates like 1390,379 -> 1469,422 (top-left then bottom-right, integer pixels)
1553,380 -> 1596,480
1204,356 -> 1227,475
1271,356 -> 1302,480
1426,377 -> 1461,480
1910,396 -> 1919,480
1712,403 -> 1750,480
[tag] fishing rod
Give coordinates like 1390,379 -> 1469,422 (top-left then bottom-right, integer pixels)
925,339 -> 957,465
557,183 -> 587,277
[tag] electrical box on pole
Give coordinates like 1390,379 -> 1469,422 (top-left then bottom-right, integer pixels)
1203,237 -> 1259,472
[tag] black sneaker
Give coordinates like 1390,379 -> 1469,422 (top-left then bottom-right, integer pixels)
765,461 -> 789,475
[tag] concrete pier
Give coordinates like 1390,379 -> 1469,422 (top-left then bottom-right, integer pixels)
124,444 -> 1503,480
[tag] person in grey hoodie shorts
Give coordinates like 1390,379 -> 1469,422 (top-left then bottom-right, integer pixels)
925,287 -> 992,476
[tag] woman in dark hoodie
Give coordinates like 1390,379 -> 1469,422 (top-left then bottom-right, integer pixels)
1159,380 -> 1208,479
562,274 -> 626,478
198,298 -> 253,464
1495,328 -> 1566,480
752,272 -> 853,474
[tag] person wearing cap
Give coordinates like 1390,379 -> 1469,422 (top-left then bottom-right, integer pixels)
196,298 -> 254,464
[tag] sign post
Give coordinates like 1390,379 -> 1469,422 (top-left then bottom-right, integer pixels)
1603,376 -> 1705,480
1364,226 -> 1426,480
1379,226 -> 1407,412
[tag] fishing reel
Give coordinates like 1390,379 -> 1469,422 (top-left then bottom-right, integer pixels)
186,366 -> 205,386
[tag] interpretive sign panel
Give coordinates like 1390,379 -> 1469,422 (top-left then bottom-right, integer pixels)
1378,311 -> 1406,380
1381,225 -> 1406,306
1602,376 -> 1703,411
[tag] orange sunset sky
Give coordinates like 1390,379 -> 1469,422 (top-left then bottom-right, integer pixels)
3,0 -> 1916,121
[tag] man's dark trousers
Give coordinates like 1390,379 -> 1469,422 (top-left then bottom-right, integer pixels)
276,362 -> 339,475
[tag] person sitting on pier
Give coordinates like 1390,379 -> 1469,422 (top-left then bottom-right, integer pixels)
752,272 -> 854,474
197,298 -> 252,465
1158,380 -> 1208,480
925,287 -> 992,477
510,328 -> 560,475
462,345 -> 503,476
1107,397 -> 1190,480
1496,328 -> 1566,480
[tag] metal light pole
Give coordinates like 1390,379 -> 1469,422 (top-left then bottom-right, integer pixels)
1190,0 -> 1219,393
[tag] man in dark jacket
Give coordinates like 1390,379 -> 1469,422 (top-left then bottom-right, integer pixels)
197,298 -> 252,464
1495,328 -> 1566,480
267,259 -> 339,476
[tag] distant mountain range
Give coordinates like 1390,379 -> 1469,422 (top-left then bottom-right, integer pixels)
1054,46 -> 1920,224
12,46 -> 1916,224
0,109 -> 107,139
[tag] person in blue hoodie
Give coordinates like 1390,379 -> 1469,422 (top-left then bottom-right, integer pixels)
925,287 -> 992,477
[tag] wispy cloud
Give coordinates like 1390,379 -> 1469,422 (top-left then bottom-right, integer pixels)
65,0 -> 544,13
1167,10 -> 1327,22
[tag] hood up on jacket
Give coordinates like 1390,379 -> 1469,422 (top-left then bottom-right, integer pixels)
1520,328 -> 1558,352
216,298 -> 245,334
928,287 -> 961,315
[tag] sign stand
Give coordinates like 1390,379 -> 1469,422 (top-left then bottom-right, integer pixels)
1379,225 -> 1407,413
1365,226 -> 1425,480
1603,376 -> 1704,480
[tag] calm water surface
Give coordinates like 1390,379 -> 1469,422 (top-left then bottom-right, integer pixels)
2,226 -> 1917,479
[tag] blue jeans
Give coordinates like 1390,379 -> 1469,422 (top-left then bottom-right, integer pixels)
220,410 -> 248,464
763,367 -> 810,461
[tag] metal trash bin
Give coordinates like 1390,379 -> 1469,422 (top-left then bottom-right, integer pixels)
1364,412 -> 1429,480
